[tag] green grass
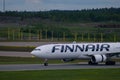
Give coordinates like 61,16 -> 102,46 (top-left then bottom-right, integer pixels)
0,56 -> 61,64
0,56 -> 42,64
0,56 -> 120,64
0,69 -> 120,80
0,56 -> 88,64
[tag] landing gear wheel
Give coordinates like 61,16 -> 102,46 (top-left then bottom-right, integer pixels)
88,61 -> 98,65
44,63 -> 48,66
44,59 -> 48,66
105,61 -> 115,65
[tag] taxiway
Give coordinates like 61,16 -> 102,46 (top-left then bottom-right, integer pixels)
0,63 -> 120,71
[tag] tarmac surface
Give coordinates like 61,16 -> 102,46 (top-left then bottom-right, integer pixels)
0,63 -> 120,71
0,51 -> 32,57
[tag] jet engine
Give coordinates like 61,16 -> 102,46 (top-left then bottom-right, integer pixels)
62,59 -> 74,62
91,55 -> 107,63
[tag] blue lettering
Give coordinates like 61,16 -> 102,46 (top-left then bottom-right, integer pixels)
100,44 -> 110,51
52,45 -> 61,53
51,44 -> 110,53
65,45 -> 74,52
75,45 -> 84,52
61,45 -> 64,52
85,44 -> 95,52
96,44 -> 99,51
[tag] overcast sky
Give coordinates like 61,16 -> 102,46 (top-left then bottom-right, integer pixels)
0,0 -> 120,11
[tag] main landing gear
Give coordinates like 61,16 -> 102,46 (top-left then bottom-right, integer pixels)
88,61 -> 116,65
88,61 -> 98,65
105,61 -> 116,65
44,59 -> 48,66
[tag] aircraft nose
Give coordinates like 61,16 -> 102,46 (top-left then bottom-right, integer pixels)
31,49 -> 41,57
30,51 -> 37,57
30,51 -> 35,58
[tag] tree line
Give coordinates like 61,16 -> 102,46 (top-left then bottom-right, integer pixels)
0,7 -> 120,22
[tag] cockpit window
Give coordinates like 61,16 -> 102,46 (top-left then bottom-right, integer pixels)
34,49 -> 41,51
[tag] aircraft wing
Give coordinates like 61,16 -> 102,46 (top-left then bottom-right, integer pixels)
85,52 -> 120,58
106,52 -> 120,57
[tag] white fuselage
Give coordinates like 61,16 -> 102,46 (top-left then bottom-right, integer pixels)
31,42 -> 120,59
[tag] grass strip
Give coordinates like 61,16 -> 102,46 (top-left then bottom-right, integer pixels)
0,56 -> 88,64
0,69 -> 120,80
0,46 -> 35,52
0,56 -> 119,64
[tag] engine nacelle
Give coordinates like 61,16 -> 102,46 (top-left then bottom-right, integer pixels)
91,55 -> 107,63
62,59 -> 74,62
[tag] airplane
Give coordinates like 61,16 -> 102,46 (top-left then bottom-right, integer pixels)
31,42 -> 120,66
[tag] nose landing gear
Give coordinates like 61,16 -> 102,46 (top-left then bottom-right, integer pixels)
44,59 -> 48,66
